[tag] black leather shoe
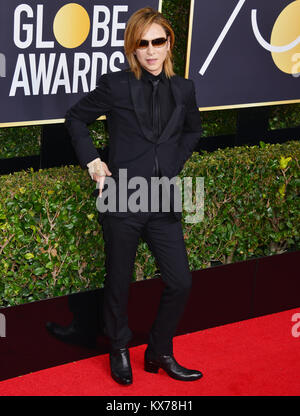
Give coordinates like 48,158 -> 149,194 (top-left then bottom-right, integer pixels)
110,347 -> 133,385
144,348 -> 203,381
46,322 -> 97,349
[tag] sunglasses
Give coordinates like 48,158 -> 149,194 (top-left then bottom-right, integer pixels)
137,37 -> 168,49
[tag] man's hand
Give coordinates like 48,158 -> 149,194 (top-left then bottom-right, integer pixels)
91,161 -> 112,197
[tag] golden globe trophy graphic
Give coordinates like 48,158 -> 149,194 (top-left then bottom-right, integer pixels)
252,0 -> 300,77
53,3 -> 91,49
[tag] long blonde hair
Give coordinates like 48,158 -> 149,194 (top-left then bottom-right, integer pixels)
124,7 -> 175,79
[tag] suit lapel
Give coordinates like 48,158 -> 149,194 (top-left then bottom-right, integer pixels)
157,76 -> 184,144
128,72 -> 184,145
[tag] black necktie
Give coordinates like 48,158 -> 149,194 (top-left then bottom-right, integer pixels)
150,79 -> 161,139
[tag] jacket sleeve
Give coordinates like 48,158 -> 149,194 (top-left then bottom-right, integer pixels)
175,79 -> 202,174
64,74 -> 112,169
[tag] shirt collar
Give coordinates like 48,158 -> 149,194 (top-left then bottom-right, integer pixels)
141,67 -> 167,84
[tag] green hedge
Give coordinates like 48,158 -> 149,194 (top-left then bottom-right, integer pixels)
0,141 -> 299,307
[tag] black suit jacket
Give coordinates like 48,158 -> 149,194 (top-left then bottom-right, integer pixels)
65,69 -> 202,218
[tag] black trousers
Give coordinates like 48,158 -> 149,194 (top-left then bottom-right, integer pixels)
101,212 -> 192,354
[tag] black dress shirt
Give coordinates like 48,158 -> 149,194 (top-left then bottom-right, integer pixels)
139,67 -> 176,210
140,67 -> 175,139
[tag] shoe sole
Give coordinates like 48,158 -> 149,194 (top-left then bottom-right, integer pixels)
145,361 -> 203,381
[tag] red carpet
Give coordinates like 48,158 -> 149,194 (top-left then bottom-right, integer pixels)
0,307 -> 299,396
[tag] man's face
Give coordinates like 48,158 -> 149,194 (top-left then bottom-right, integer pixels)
135,22 -> 170,76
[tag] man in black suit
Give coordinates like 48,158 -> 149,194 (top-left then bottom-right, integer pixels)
65,7 -> 202,385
